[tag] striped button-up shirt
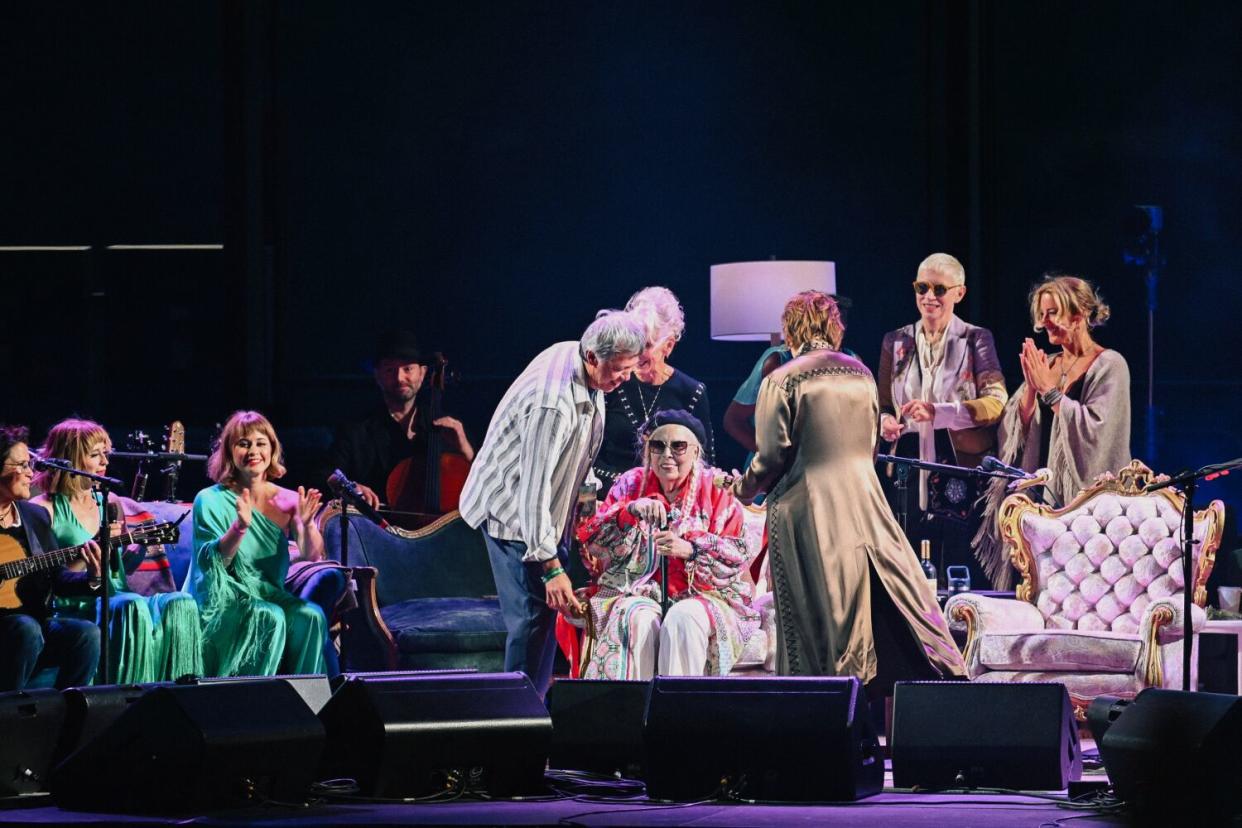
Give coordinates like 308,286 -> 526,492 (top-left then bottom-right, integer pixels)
459,341 -> 605,563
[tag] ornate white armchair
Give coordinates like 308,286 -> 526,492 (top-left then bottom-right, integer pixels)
946,461 -> 1224,719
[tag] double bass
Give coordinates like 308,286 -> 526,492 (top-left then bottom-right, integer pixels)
384,352 -> 471,526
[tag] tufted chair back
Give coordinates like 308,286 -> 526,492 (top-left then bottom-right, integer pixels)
1001,460 -> 1222,629
947,461 -> 1225,719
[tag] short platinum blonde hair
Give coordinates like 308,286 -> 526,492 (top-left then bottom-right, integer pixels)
917,252 -> 966,285
625,286 -> 686,344
1029,273 -> 1112,332
582,310 -> 646,360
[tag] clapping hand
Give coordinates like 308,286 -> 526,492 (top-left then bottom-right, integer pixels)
235,488 -> 253,528
1020,338 -> 1057,395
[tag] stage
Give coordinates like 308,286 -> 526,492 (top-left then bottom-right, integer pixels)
1,757 -> 1125,827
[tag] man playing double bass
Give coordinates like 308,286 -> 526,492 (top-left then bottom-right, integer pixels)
326,330 -> 474,516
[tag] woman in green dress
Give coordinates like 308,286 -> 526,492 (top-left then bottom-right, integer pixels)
188,410 -> 327,676
32,418 -> 203,684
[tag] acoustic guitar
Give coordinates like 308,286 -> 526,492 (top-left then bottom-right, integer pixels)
0,519 -> 181,610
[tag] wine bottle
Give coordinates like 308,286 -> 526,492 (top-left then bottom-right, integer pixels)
919,539 -> 937,590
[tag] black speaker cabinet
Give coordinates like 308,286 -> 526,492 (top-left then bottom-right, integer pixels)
0,688 -> 66,796
891,681 -> 1081,790
643,676 -> 883,802
50,680 -> 325,813
1099,688 -> 1242,824
318,671 -> 551,798
53,684 -> 150,768
200,673 -> 333,715
548,679 -> 649,778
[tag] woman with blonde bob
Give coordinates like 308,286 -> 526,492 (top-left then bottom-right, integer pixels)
33,418 -> 202,683
974,274 -> 1131,588
734,291 -> 965,694
188,411 -> 327,676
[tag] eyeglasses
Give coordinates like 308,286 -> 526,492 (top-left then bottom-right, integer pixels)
648,439 -> 690,457
2,460 -> 33,473
913,281 -> 962,298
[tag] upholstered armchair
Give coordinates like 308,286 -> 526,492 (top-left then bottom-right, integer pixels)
318,504 -> 506,673
946,461 -> 1224,719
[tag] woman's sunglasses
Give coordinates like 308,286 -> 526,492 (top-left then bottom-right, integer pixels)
648,439 -> 690,457
913,281 -> 962,298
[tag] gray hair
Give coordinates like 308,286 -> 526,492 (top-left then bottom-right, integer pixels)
581,310 -> 646,360
625,285 -> 685,343
917,252 -> 965,285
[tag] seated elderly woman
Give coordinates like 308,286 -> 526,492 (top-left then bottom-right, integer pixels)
575,410 -> 759,679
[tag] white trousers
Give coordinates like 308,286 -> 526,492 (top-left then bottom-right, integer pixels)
620,598 -> 713,679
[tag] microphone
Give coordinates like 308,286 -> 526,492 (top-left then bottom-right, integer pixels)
979,455 -> 1030,479
29,453 -> 71,473
327,470 -> 390,529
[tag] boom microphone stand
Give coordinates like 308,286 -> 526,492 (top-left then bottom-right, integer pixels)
1144,457 -> 1242,691
38,458 -> 125,682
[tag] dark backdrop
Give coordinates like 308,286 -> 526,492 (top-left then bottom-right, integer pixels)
3,1 -> 1240,519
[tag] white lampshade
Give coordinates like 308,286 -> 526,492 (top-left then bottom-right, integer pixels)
710,260 -> 837,341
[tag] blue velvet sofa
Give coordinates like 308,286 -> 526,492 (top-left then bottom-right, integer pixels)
318,504 -> 507,672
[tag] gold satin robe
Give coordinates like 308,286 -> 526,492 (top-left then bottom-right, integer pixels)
736,348 -> 966,684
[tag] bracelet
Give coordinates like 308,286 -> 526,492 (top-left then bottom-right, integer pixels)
541,566 -> 566,583
1039,388 -> 1064,407
232,521 -> 249,536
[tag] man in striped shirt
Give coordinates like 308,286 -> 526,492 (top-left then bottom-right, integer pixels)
460,311 -> 646,696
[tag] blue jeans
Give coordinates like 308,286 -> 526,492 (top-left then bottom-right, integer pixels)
0,613 -> 100,691
291,568 -> 348,678
483,533 -> 567,698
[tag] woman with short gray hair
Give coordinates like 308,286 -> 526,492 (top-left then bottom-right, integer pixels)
593,286 -> 714,492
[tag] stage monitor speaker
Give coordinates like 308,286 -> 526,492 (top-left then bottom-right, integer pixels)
50,680 -> 325,813
318,671 -> 551,798
548,679 -> 649,778
891,681 -> 1081,790
643,676 -> 883,802
0,689 -> 66,796
199,673 -> 333,715
53,684 -> 150,768
1098,688 -> 1242,824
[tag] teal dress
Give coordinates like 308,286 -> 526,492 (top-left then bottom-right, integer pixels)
188,485 -> 326,677
51,493 -> 203,684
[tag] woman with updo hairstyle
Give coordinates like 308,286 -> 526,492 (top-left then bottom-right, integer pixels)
592,286 -> 714,492
188,410 -> 328,676
973,273 -> 1131,589
576,409 -> 758,679
734,291 -> 965,695
32,418 -> 202,683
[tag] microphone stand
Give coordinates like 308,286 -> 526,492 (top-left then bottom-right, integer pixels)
42,460 -> 125,683
1144,457 -> 1242,692
876,454 -> 1030,484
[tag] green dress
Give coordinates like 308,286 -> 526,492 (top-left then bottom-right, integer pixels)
51,493 -> 203,684
188,484 -> 326,677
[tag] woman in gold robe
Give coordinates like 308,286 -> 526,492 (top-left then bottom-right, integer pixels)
734,291 -> 965,696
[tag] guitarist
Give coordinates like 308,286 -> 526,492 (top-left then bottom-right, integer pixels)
0,425 -> 101,691
325,330 -> 474,509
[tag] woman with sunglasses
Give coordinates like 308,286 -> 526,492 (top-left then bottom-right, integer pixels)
575,409 -> 759,679
734,291 -> 965,695
876,253 -> 1007,585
